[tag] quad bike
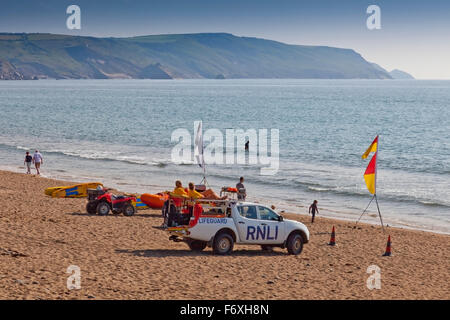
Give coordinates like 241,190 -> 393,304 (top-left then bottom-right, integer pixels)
86,188 -> 137,216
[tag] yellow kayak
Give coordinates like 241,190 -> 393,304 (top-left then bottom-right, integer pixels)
45,182 -> 103,198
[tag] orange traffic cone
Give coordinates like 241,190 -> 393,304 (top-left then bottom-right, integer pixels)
382,235 -> 392,256
328,226 -> 336,246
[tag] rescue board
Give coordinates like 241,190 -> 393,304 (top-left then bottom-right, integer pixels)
46,182 -> 103,198
44,186 -> 63,196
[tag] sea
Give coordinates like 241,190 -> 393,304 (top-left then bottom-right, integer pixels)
0,79 -> 449,233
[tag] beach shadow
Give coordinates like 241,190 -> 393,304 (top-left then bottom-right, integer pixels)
312,231 -> 352,236
116,248 -> 285,258
66,211 -> 95,217
66,211 -> 122,217
65,212 -> 162,218
135,213 -> 163,218
313,232 -> 331,235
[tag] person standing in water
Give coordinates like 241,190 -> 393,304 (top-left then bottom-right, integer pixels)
309,200 -> 319,223
32,150 -> 43,175
24,152 -> 32,174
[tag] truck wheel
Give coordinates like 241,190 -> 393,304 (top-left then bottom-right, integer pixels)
287,233 -> 304,255
261,245 -> 274,252
213,232 -> 234,255
122,203 -> 136,216
96,201 -> 110,216
86,201 -> 97,214
187,240 -> 207,251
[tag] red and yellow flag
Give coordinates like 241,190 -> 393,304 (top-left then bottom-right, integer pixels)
364,152 -> 377,194
362,136 -> 378,159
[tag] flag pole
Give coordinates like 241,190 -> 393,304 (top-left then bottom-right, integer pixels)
374,134 -> 385,232
201,157 -> 209,188
374,194 -> 385,232
196,120 -> 209,188
201,132 -> 208,188
355,194 -> 375,226
374,135 -> 379,196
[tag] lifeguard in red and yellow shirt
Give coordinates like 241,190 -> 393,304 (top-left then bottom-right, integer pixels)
188,182 -> 204,199
172,180 -> 188,198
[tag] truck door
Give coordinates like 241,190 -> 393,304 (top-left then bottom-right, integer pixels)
256,206 -> 285,244
235,205 -> 262,244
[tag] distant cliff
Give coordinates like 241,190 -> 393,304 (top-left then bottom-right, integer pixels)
0,33 -> 394,80
389,69 -> 415,79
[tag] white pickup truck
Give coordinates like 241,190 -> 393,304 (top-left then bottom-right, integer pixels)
166,200 -> 309,255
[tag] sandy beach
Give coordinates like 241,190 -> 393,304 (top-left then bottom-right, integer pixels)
0,169 -> 448,300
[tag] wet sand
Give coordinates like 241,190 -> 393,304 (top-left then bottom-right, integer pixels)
0,170 -> 448,300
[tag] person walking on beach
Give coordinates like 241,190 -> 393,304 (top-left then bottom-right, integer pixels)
32,150 -> 43,175
24,151 -> 32,174
236,176 -> 246,200
309,200 -> 319,223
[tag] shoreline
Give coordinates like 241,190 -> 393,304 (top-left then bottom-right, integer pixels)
1,165 -> 448,236
0,169 -> 449,299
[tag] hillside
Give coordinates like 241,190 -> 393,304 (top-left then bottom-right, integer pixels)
0,59 -> 26,80
0,33 -> 393,80
389,69 -> 415,79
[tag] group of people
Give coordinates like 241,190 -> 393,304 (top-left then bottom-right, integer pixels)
172,180 -> 227,200
170,176 -> 247,201
24,150 -> 44,175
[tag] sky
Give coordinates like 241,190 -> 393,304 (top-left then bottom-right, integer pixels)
1,0 -> 450,79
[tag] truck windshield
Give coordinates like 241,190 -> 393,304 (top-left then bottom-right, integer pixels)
258,206 -> 279,221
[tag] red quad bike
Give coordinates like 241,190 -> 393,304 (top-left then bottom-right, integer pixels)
86,188 -> 136,216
